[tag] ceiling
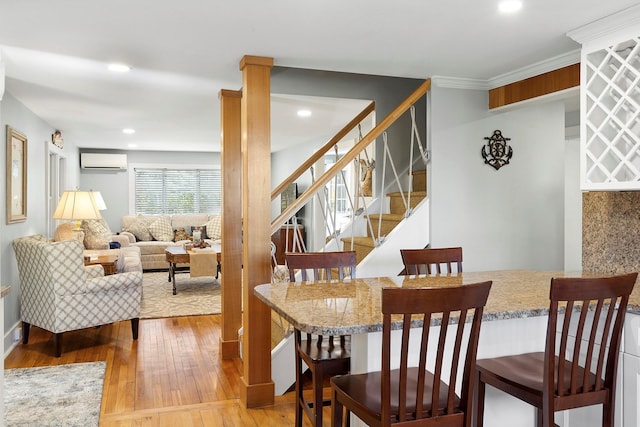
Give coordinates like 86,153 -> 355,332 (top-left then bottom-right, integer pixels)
0,0 -> 637,152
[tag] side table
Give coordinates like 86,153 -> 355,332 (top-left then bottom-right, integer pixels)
84,255 -> 118,276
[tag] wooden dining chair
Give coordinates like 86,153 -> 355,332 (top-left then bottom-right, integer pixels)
400,247 -> 463,275
476,272 -> 637,427
285,251 -> 357,427
330,280 -> 492,427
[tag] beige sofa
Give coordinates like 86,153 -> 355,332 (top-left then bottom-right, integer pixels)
54,221 -> 143,273
119,214 -> 221,270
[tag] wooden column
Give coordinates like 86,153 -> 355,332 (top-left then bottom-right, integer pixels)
219,89 -> 243,359
239,55 -> 275,407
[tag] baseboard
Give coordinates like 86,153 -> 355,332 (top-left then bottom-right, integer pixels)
4,320 -> 21,359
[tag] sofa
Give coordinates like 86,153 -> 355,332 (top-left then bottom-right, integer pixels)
54,221 -> 143,273
119,214 -> 221,270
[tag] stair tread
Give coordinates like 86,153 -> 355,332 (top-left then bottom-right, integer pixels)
340,236 -> 376,247
387,190 -> 427,197
367,213 -> 405,220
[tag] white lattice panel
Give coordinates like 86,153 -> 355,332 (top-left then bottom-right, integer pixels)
582,36 -> 640,190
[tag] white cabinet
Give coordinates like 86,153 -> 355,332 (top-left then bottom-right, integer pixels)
623,353 -> 640,427
624,313 -> 640,357
567,8 -> 640,190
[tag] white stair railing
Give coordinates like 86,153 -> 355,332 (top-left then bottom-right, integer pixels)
271,78 -> 431,263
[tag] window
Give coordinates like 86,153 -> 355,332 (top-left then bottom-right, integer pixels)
134,168 -> 221,214
324,154 -> 353,234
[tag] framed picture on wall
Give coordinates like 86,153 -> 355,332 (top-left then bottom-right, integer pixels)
6,125 -> 27,224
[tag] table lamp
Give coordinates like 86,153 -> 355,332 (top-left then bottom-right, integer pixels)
53,190 -> 102,241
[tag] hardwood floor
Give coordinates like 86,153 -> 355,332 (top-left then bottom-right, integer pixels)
4,315 -> 327,426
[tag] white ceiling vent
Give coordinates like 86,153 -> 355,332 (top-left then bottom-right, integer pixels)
80,153 -> 127,170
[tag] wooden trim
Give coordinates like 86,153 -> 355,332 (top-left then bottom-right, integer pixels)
270,78 -> 431,235
219,89 -> 243,360
240,55 -> 275,408
271,101 -> 375,201
488,63 -> 580,109
240,55 -> 275,70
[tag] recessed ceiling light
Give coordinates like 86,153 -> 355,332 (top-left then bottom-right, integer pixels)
128,143 -> 138,148
122,128 -> 135,134
297,109 -> 312,118
498,0 -> 522,13
108,63 -> 131,72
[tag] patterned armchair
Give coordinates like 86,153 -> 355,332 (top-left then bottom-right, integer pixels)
12,234 -> 143,357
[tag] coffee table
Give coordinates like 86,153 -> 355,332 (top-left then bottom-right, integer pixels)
165,246 -> 221,295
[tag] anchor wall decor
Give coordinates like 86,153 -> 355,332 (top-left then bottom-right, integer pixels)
481,129 -> 512,170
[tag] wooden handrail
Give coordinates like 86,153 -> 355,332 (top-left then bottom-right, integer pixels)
271,78 -> 431,235
271,101 -> 376,200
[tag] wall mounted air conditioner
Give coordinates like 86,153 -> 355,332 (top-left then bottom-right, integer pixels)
80,153 -> 127,170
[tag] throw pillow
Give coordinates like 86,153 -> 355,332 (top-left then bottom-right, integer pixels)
205,215 -> 222,240
82,218 -> 111,249
124,215 -> 154,241
174,227 -> 192,242
148,217 -> 174,241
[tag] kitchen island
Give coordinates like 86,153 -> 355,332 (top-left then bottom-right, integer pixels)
255,270 -> 640,426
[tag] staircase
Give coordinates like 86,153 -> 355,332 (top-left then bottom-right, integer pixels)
342,169 -> 427,263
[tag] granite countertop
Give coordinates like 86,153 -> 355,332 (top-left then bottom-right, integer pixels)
254,270 -> 640,336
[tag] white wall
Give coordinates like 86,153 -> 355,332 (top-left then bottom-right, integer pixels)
564,137 -> 582,271
430,86 -> 565,272
1,92 -> 80,346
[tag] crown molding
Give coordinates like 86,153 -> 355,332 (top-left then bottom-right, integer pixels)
567,4 -> 640,44
430,76 -> 489,90
433,50 -> 580,91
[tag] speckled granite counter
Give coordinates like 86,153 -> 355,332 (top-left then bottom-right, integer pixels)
255,270 -> 640,336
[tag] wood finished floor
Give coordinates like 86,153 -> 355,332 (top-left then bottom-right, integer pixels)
4,315 -> 329,426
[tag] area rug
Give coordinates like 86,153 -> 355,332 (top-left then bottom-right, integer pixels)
140,271 -> 221,318
5,361 -> 106,427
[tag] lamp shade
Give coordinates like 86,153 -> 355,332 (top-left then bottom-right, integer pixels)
53,191 -> 102,221
91,191 -> 107,210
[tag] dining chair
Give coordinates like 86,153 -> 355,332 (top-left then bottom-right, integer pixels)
476,272 -> 637,427
285,251 -> 357,427
400,247 -> 463,275
330,280 -> 492,427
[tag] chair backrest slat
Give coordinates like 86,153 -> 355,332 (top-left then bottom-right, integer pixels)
286,251 -> 356,282
400,247 -> 463,276
381,281 -> 491,423
546,273 -> 636,402
286,251 -> 357,345
582,299 -> 603,392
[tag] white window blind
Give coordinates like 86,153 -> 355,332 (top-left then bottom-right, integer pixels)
134,168 -> 221,214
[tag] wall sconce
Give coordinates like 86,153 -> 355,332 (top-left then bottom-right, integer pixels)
482,130 -> 513,170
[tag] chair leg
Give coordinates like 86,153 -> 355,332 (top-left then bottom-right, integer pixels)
131,318 -> 139,340
294,335 -> 304,427
22,321 -> 30,344
331,387 -> 343,427
603,401 -> 613,427
313,363 -> 324,427
54,332 -> 63,357
476,373 -> 486,427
